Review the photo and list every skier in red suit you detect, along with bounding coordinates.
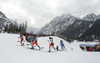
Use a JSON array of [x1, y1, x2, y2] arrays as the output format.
[[20, 34, 24, 45]]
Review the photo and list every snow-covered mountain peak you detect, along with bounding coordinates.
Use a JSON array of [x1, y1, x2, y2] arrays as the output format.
[[82, 13, 97, 21], [97, 14, 100, 19], [66, 14, 73, 17], [0, 11, 7, 19], [60, 14, 75, 18], [53, 14, 76, 22], [39, 14, 78, 35], [60, 14, 66, 18]]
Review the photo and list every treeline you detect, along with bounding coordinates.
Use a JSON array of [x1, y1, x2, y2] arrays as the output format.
[[4, 21, 27, 33]]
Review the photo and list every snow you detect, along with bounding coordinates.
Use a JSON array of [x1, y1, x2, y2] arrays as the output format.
[[0, 33, 100, 63]]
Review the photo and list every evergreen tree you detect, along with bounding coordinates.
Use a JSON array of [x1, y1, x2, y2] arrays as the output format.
[[3, 20, 27, 33], [4, 24, 8, 32]]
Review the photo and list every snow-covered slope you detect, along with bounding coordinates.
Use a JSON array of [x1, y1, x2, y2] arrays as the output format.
[[0, 33, 100, 63]]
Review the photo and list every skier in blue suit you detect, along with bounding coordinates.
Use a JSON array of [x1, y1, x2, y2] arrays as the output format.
[[60, 40, 66, 50]]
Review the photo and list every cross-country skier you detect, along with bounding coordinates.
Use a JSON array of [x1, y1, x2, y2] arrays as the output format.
[[20, 34, 24, 46], [48, 37, 55, 52], [60, 40, 66, 50], [31, 35, 41, 50]]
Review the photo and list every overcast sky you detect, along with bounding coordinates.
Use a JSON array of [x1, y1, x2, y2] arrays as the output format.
[[0, 0, 100, 29]]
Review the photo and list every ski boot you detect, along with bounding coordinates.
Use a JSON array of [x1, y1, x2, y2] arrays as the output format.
[[48, 50, 51, 52], [31, 46, 34, 49], [38, 46, 41, 50], [21, 43, 24, 46]]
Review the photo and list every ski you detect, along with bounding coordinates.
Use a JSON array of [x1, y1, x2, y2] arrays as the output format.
[[29, 46, 44, 50], [58, 50, 67, 52], [29, 47, 44, 51], [17, 41, 20, 42], [17, 41, 25, 42], [47, 50, 58, 53]]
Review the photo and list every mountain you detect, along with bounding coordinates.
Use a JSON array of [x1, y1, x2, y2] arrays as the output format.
[[80, 19, 100, 40], [39, 13, 96, 39], [0, 11, 7, 19], [0, 11, 11, 32], [97, 14, 100, 19], [82, 13, 97, 21], [60, 19, 94, 39], [39, 14, 78, 35], [0, 11, 8, 25]]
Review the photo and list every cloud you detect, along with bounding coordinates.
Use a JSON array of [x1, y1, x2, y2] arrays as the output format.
[[0, 0, 100, 29], [56, 0, 100, 17]]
